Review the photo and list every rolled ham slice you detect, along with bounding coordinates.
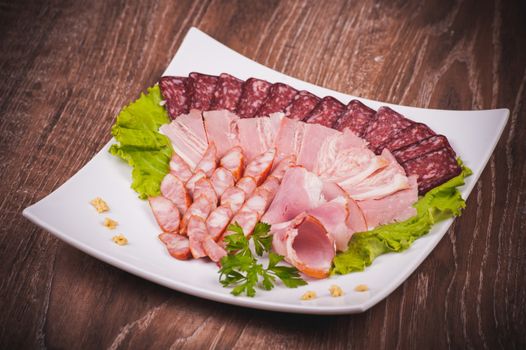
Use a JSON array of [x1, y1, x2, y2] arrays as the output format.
[[149, 196, 180, 233], [160, 173, 191, 215], [220, 146, 245, 180], [158, 233, 191, 260]]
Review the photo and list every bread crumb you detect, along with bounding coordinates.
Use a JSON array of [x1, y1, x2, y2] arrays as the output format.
[[329, 284, 344, 297], [90, 197, 109, 213], [354, 284, 369, 292], [103, 217, 118, 230], [300, 291, 317, 300], [112, 234, 128, 246]]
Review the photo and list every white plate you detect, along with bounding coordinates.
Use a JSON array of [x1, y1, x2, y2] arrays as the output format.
[[23, 27, 509, 314]]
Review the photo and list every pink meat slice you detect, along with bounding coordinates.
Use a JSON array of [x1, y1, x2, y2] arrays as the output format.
[[237, 117, 279, 161], [160, 110, 208, 169], [303, 96, 345, 127], [203, 110, 240, 157], [187, 215, 208, 259], [271, 214, 335, 279], [236, 176, 257, 197], [206, 205, 234, 241], [210, 167, 236, 197], [274, 117, 307, 161], [357, 175, 418, 228], [220, 186, 246, 213], [259, 176, 280, 198], [219, 146, 245, 180], [270, 154, 297, 181], [149, 196, 180, 233], [159, 76, 189, 118], [203, 236, 227, 263], [257, 83, 298, 116], [195, 142, 217, 177], [228, 208, 260, 237], [158, 233, 191, 260], [297, 123, 339, 171], [169, 153, 193, 182], [193, 177, 218, 208], [210, 73, 244, 112], [185, 170, 206, 198], [187, 72, 218, 111], [262, 167, 325, 225], [243, 188, 272, 218], [160, 173, 191, 214], [180, 196, 213, 234], [244, 148, 276, 185], [332, 99, 376, 137], [236, 78, 272, 118], [284, 90, 321, 120]]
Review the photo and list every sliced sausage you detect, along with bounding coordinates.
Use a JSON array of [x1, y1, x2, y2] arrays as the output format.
[[219, 146, 245, 180], [195, 142, 217, 177], [193, 177, 218, 208], [187, 72, 218, 111], [159, 76, 189, 118], [210, 73, 244, 112], [220, 186, 246, 213], [244, 148, 276, 185], [169, 152, 193, 182], [149, 196, 180, 233], [206, 205, 233, 241], [187, 215, 208, 258], [235, 176, 257, 197], [210, 167, 236, 197], [160, 173, 191, 214], [158, 233, 191, 260]]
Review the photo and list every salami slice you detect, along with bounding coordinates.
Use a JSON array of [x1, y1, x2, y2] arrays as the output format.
[[236, 78, 272, 118], [159, 76, 190, 118], [402, 147, 461, 194], [284, 90, 321, 120], [393, 135, 452, 163], [363, 107, 415, 154], [332, 99, 376, 137], [304, 96, 345, 127], [187, 72, 218, 111], [210, 73, 244, 112], [376, 123, 436, 154], [257, 83, 298, 116]]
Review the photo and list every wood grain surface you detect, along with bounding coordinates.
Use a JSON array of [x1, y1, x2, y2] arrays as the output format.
[[1, 0, 525, 349]]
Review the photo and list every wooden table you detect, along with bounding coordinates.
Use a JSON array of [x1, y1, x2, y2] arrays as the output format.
[[1, 0, 525, 348]]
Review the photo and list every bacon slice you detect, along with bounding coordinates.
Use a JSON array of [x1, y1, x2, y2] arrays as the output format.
[[210, 167, 236, 197], [219, 146, 245, 180], [244, 148, 276, 185], [235, 176, 257, 197], [158, 233, 191, 260], [149, 196, 180, 233], [169, 153, 193, 182], [220, 186, 246, 213], [206, 205, 233, 240], [193, 177, 218, 208], [180, 196, 213, 234], [187, 215, 208, 258], [185, 170, 206, 198], [195, 142, 217, 177], [203, 236, 227, 263], [203, 110, 240, 157], [160, 173, 191, 214]]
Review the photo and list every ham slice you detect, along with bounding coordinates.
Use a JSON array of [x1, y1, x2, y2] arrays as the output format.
[[307, 197, 353, 252], [270, 155, 296, 181], [169, 153, 193, 182], [297, 123, 339, 171], [210, 167, 236, 197], [203, 110, 240, 157], [274, 117, 307, 160], [244, 148, 276, 185], [237, 117, 278, 161], [220, 146, 244, 180], [149, 196, 180, 233], [160, 173, 191, 214], [259, 176, 280, 198], [160, 110, 208, 169], [158, 233, 191, 260]]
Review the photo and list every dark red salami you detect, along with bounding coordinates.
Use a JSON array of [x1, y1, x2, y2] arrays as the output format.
[[363, 107, 415, 154], [332, 100, 376, 136], [376, 123, 436, 153], [187, 72, 218, 111], [393, 135, 451, 163], [257, 83, 298, 116], [159, 76, 189, 118], [284, 90, 321, 120], [236, 78, 272, 118], [210, 73, 244, 112], [402, 147, 461, 194], [303, 96, 345, 127]]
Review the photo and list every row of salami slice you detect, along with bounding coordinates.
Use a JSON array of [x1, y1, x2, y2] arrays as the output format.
[[160, 73, 462, 194]]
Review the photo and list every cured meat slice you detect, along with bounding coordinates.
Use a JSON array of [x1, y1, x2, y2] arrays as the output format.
[[332, 99, 376, 137], [244, 148, 276, 185], [259, 176, 280, 198], [271, 214, 335, 279], [158, 233, 191, 260], [303, 96, 345, 127], [219, 146, 245, 180], [262, 167, 325, 225], [160, 173, 191, 214], [243, 188, 272, 218], [357, 175, 418, 228], [402, 147, 461, 194], [187, 72, 218, 111], [284, 90, 321, 120], [206, 205, 233, 240], [187, 215, 208, 258], [274, 117, 307, 160], [169, 153, 193, 182], [159, 76, 189, 118], [203, 110, 240, 157], [185, 170, 206, 198], [180, 196, 213, 234], [343, 149, 410, 201], [236, 176, 257, 197], [149, 196, 180, 233], [220, 186, 246, 213], [203, 236, 227, 263], [393, 135, 451, 163], [363, 107, 414, 153], [297, 123, 339, 171], [195, 143, 217, 177], [236, 78, 272, 118], [160, 110, 208, 169], [237, 117, 280, 161], [193, 177, 218, 207], [378, 123, 436, 153], [307, 197, 350, 251], [257, 83, 298, 116], [210, 73, 244, 112], [270, 154, 296, 181], [225, 207, 259, 238], [210, 167, 236, 197]]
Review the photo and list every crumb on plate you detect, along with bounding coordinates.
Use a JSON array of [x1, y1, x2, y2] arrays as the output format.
[[300, 291, 317, 301], [103, 217, 118, 230], [90, 197, 109, 213], [354, 284, 369, 292], [112, 234, 128, 246], [329, 284, 344, 297]]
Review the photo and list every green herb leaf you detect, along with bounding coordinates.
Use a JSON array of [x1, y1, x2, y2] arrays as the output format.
[[252, 222, 272, 256]]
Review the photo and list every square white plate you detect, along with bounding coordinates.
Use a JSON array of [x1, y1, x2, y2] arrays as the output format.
[[23, 27, 509, 314]]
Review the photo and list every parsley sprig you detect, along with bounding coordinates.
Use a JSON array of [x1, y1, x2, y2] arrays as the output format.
[[219, 222, 307, 297]]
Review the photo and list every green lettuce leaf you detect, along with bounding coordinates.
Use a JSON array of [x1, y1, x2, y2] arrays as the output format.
[[109, 85, 172, 199], [332, 160, 472, 275]]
